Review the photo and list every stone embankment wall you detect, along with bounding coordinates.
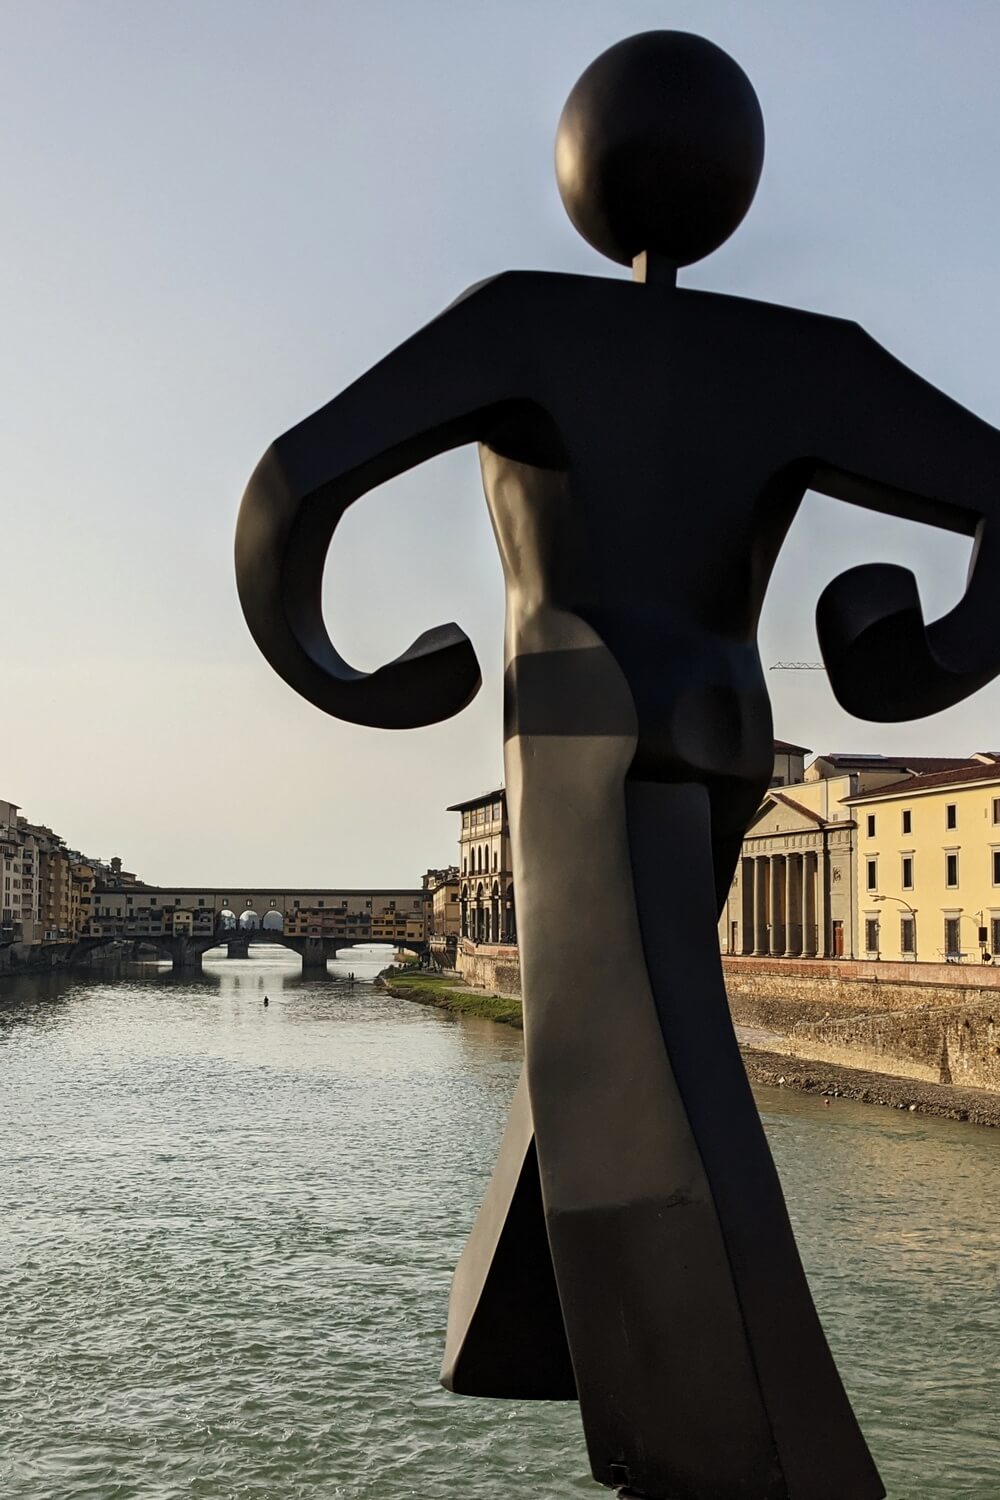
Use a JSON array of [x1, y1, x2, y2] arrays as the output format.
[[454, 940, 521, 998], [454, 947, 1000, 1094], [724, 957, 1000, 1092]]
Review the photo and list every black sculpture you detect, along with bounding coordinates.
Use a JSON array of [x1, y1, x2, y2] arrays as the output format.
[[235, 31, 1000, 1500]]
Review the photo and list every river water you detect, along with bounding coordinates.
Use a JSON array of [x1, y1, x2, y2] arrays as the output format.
[[1, 952, 997, 1499]]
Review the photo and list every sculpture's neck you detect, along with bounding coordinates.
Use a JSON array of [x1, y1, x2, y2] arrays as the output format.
[[632, 250, 677, 288]]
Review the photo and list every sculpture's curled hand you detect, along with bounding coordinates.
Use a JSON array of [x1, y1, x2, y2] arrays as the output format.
[[817, 523, 1000, 721], [236, 443, 481, 730], [235, 275, 531, 731]]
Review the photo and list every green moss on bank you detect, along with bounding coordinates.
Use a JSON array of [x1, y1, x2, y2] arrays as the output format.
[[378, 968, 523, 1029]]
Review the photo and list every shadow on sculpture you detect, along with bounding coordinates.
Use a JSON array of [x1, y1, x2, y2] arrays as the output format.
[[235, 30, 1000, 1500]]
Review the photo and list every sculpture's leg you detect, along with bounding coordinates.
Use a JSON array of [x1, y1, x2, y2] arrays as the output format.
[[441, 1069, 575, 1398], [505, 727, 786, 1500], [624, 779, 884, 1500]]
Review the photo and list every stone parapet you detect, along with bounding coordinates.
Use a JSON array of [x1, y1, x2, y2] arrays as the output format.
[[455, 939, 521, 997]]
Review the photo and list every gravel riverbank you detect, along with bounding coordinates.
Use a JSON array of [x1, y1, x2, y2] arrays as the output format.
[[741, 1045, 1000, 1127], [385, 971, 1000, 1125]]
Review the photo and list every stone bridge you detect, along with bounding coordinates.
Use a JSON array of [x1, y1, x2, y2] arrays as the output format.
[[87, 884, 429, 972], [81, 924, 425, 974]]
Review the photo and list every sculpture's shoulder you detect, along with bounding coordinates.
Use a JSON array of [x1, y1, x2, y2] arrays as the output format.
[[445, 269, 591, 315], [676, 286, 861, 345]]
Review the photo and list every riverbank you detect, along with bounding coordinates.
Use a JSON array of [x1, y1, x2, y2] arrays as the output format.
[[741, 1046, 1000, 1127], [388, 966, 1000, 1125], [377, 969, 523, 1028]]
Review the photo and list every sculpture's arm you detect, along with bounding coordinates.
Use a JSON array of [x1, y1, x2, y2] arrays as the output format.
[[235, 274, 533, 729], [809, 321, 1000, 720]]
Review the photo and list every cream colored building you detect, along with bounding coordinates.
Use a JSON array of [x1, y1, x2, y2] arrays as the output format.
[[449, 790, 516, 944], [718, 753, 987, 960], [845, 755, 1000, 963], [423, 867, 461, 935]]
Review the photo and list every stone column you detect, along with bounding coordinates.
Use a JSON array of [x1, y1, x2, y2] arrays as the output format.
[[753, 856, 769, 955], [741, 858, 755, 954], [784, 853, 802, 956], [769, 856, 785, 956], [801, 852, 817, 958], [816, 848, 829, 957]]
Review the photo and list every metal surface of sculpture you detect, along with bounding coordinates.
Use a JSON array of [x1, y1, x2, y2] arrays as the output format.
[[235, 32, 1000, 1500]]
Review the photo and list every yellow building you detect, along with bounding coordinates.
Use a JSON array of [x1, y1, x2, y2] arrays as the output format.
[[845, 755, 1000, 963]]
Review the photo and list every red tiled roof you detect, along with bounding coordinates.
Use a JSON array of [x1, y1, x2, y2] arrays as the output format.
[[447, 788, 505, 812], [844, 761, 1000, 802], [816, 753, 981, 773]]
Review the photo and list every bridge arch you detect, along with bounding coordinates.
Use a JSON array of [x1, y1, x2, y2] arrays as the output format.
[[262, 910, 284, 932], [219, 908, 237, 930], [238, 910, 260, 930]]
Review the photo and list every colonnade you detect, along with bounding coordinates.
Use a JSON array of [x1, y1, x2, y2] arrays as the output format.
[[460, 885, 517, 945], [740, 850, 827, 957]]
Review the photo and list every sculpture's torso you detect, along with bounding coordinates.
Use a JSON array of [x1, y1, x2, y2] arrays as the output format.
[[477, 274, 826, 788]]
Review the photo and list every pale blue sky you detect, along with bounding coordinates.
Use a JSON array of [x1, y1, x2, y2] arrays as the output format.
[[3, 1, 1000, 885]]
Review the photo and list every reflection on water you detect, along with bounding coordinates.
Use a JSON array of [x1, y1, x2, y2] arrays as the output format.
[[1, 952, 997, 1498]]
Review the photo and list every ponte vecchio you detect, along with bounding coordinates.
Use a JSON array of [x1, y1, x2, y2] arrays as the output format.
[[87, 885, 428, 971]]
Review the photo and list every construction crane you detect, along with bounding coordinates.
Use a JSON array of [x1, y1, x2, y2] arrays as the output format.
[[769, 661, 825, 670]]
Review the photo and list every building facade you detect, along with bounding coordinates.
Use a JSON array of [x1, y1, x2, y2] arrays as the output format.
[[846, 755, 1000, 963], [1, 802, 38, 945], [448, 790, 516, 944], [720, 753, 996, 961]]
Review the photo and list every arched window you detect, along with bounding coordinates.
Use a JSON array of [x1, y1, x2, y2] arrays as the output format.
[[493, 847, 498, 872]]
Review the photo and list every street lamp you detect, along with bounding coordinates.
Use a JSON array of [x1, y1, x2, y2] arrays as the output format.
[[959, 909, 989, 962], [872, 893, 917, 962]]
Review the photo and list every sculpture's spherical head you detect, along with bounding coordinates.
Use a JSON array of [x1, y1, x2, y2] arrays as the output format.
[[555, 31, 765, 269]]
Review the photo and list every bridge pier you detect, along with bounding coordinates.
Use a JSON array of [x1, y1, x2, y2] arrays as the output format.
[[168, 937, 203, 974], [301, 938, 329, 976], [226, 935, 251, 960]]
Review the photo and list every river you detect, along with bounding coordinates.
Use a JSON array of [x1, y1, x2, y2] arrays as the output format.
[[1, 951, 997, 1499]]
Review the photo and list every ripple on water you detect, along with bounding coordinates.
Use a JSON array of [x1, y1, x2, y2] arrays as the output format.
[[1, 963, 998, 1498]]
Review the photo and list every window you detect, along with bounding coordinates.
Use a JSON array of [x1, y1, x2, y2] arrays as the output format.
[[946, 853, 959, 887], [944, 917, 961, 958], [866, 858, 877, 892], [901, 856, 913, 890], [902, 809, 912, 835], [865, 917, 880, 954], [994, 798, 1000, 825], [994, 851, 1000, 886], [900, 916, 915, 955], [992, 917, 1000, 957], [946, 803, 957, 830], [866, 814, 876, 837]]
